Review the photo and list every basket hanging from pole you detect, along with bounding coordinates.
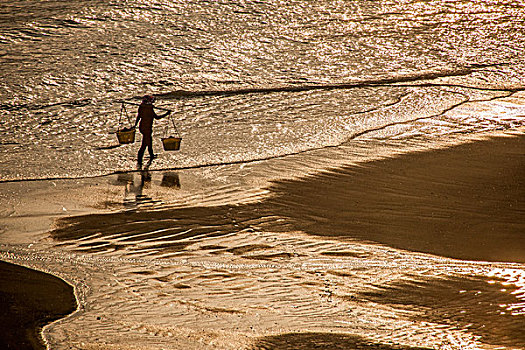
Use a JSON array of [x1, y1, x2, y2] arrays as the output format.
[[162, 114, 182, 151], [116, 103, 135, 144]]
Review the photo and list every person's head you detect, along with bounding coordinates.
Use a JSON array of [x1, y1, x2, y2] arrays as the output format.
[[142, 95, 155, 105]]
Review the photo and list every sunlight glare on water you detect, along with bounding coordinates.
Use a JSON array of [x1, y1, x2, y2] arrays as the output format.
[[1, 0, 524, 181], [0, 1, 524, 349]]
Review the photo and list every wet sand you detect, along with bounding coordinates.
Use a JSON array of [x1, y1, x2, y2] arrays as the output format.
[[267, 133, 525, 263], [1, 132, 524, 349], [358, 275, 525, 348], [51, 133, 525, 263], [0, 261, 76, 350]]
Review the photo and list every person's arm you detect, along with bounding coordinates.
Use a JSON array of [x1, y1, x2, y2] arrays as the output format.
[[154, 110, 171, 120]]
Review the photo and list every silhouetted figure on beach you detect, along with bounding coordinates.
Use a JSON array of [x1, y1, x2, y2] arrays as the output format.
[[134, 95, 170, 165]]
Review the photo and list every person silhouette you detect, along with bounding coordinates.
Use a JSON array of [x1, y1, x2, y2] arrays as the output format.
[[134, 95, 170, 165]]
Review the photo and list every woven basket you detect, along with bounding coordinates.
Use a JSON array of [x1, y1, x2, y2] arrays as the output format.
[[162, 137, 182, 151], [116, 129, 135, 144]]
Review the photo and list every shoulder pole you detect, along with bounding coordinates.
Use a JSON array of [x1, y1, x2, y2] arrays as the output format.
[[118, 100, 172, 112]]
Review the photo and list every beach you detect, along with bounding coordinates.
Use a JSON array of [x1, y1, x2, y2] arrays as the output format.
[[1, 0, 525, 348], [47, 133, 525, 263], [1, 130, 524, 349]]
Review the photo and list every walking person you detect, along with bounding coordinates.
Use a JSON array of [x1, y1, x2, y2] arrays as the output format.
[[134, 95, 170, 165]]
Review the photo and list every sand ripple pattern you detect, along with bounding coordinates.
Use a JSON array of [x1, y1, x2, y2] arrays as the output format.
[[3, 229, 524, 350], [30, 134, 524, 349]]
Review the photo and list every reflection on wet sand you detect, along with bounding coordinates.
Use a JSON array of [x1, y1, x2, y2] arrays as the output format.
[[160, 172, 181, 189], [358, 275, 525, 348], [52, 135, 524, 263], [127, 166, 153, 206], [114, 163, 181, 208]]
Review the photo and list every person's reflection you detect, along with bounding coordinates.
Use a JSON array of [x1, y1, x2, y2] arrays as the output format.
[[135, 159, 153, 203], [120, 162, 179, 208], [123, 159, 154, 206]]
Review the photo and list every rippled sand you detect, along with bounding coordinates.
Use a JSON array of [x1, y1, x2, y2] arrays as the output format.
[[1, 132, 524, 349], [2, 1, 525, 348], [49, 133, 525, 263]]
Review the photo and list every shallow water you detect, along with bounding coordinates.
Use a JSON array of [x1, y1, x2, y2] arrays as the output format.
[[1, 0, 525, 181], [1, 0, 525, 349]]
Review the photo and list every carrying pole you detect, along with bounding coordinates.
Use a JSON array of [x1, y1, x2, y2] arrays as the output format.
[[118, 100, 172, 112]]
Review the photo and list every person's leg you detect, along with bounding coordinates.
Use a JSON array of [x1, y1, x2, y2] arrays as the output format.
[[147, 137, 155, 158], [137, 133, 149, 164]]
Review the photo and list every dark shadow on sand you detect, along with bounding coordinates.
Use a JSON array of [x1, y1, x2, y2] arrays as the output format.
[[250, 332, 431, 350], [50, 134, 524, 263], [265, 134, 525, 262], [0, 261, 76, 350]]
